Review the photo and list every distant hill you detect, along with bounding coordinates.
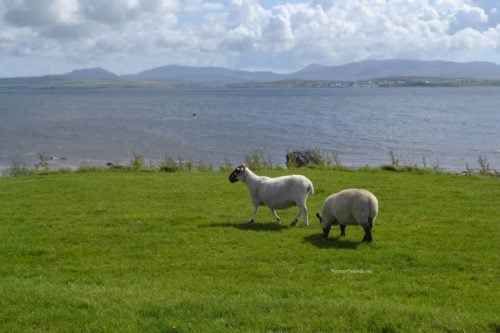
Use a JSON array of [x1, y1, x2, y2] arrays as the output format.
[[63, 67, 118, 79], [131, 64, 281, 83], [290, 63, 328, 75], [0, 67, 118, 87], [2, 59, 500, 88], [287, 59, 500, 81]]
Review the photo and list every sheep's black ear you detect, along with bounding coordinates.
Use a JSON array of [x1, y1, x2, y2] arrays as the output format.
[[316, 213, 322, 222]]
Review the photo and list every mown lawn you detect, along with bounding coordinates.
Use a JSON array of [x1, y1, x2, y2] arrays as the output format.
[[0, 169, 498, 332]]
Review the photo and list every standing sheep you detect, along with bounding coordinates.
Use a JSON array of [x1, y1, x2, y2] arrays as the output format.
[[229, 165, 314, 226], [316, 189, 378, 242]]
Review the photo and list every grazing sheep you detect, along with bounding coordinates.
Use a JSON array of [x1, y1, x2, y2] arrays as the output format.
[[316, 189, 378, 242], [229, 165, 314, 226]]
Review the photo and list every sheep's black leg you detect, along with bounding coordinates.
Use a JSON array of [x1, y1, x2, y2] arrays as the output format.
[[322, 224, 332, 239], [340, 224, 346, 236], [362, 224, 373, 242]]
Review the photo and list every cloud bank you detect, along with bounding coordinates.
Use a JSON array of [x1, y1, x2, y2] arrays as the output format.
[[1, 0, 499, 76]]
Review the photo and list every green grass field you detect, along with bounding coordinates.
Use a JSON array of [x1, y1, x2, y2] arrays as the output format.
[[0, 168, 498, 332]]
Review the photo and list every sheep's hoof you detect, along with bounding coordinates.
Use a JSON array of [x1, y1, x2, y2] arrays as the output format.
[[248, 219, 255, 224], [275, 218, 281, 224], [290, 219, 298, 226], [363, 235, 373, 242]]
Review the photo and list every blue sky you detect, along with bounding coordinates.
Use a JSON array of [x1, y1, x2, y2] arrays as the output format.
[[1, 0, 499, 77]]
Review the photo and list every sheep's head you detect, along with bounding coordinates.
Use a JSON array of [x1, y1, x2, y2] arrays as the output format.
[[229, 165, 246, 183], [316, 213, 331, 238]]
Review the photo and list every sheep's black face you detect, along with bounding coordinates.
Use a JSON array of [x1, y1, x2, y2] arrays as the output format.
[[229, 173, 239, 183], [316, 213, 331, 238], [322, 225, 332, 238], [229, 165, 245, 183]]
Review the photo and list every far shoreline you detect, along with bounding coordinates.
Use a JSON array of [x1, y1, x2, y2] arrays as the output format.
[[2, 77, 500, 91], [2, 152, 498, 178]]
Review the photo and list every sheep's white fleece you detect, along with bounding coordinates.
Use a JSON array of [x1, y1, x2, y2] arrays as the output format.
[[231, 166, 314, 225], [320, 189, 378, 228]]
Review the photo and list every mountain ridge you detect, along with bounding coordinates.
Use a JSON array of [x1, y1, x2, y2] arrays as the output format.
[[64, 67, 118, 79], [2, 59, 500, 87], [131, 64, 281, 82], [287, 59, 500, 81]]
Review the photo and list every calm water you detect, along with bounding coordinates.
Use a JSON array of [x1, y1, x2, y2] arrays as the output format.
[[1, 87, 499, 172]]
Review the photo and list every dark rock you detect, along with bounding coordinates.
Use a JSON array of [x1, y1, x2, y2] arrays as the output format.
[[286, 150, 321, 168]]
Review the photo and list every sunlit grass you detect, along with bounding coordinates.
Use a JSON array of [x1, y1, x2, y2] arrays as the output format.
[[0, 169, 498, 332]]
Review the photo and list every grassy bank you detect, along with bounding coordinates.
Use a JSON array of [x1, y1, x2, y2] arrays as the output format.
[[0, 168, 498, 332]]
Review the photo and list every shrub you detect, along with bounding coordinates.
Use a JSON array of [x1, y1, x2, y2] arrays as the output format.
[[196, 161, 213, 172], [219, 158, 233, 172], [388, 149, 400, 168], [478, 155, 491, 175], [177, 157, 193, 172], [160, 155, 179, 172], [317, 149, 343, 168], [3, 161, 32, 177], [159, 154, 193, 172], [244, 148, 273, 170], [129, 153, 146, 171], [422, 157, 441, 172], [35, 153, 49, 171]]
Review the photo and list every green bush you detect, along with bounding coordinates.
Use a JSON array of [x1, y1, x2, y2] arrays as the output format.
[[3, 160, 31, 177], [244, 147, 273, 170], [219, 158, 234, 172], [129, 153, 146, 171]]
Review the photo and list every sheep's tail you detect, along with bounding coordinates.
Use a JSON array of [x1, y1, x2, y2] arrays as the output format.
[[307, 180, 314, 195]]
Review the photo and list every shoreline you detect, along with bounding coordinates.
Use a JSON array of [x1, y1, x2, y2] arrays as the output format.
[[2, 152, 498, 177]]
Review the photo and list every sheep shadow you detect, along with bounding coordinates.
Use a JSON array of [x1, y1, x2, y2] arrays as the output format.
[[201, 222, 288, 232], [303, 233, 361, 249]]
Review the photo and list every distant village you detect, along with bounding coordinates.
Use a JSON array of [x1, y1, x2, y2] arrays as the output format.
[[229, 77, 500, 89]]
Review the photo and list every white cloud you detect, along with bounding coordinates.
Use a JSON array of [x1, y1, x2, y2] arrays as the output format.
[[51, 0, 81, 25], [0, 0, 500, 76], [449, 4, 488, 33]]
